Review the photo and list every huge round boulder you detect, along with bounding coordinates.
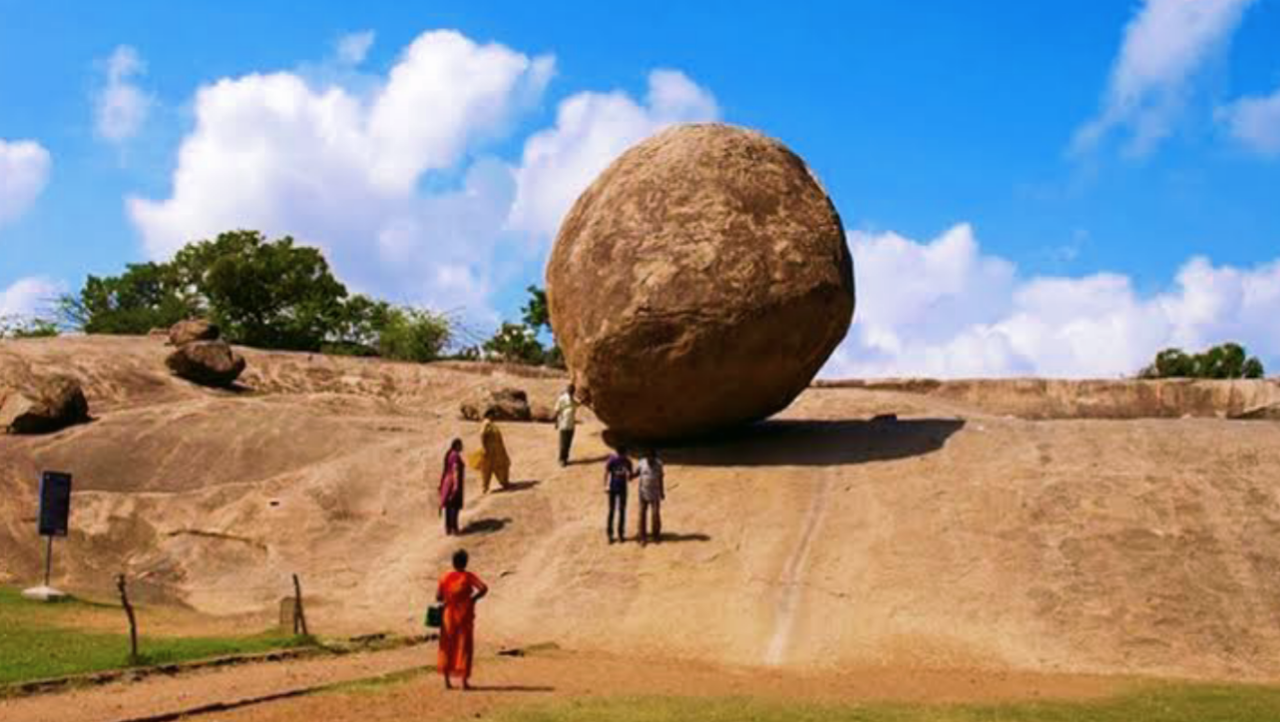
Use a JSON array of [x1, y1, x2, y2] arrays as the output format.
[[546, 123, 855, 441]]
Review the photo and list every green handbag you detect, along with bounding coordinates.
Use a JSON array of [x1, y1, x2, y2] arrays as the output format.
[[425, 604, 443, 628]]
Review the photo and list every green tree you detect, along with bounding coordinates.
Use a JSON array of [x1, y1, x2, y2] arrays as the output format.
[[515, 285, 564, 368], [376, 307, 452, 362], [1142, 343, 1265, 379], [173, 230, 349, 351], [324, 294, 392, 356], [59, 229, 459, 360], [1243, 357, 1265, 379], [483, 323, 547, 364], [58, 262, 194, 335], [521, 285, 550, 332]]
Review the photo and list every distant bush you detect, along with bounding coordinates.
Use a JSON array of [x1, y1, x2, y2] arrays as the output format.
[[0, 316, 59, 339], [377, 307, 453, 363], [1140, 342, 1265, 379]]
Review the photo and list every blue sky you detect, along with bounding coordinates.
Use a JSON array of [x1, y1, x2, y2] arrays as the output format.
[[2, 0, 1278, 377]]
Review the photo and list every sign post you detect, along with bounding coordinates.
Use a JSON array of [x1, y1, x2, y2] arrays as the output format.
[[23, 471, 72, 602]]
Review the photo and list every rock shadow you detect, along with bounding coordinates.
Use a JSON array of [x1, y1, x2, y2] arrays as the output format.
[[660, 417, 966, 467], [462, 517, 511, 535]]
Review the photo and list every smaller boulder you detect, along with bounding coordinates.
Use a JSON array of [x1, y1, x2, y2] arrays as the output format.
[[460, 388, 532, 422], [168, 319, 220, 346], [166, 340, 246, 388], [530, 401, 556, 424], [1, 376, 90, 434]]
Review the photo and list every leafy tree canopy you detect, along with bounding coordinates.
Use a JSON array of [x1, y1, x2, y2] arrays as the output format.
[[59, 230, 452, 361], [1140, 342, 1265, 379]]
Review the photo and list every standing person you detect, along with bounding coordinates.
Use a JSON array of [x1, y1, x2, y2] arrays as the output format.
[[439, 439, 465, 536], [604, 446, 634, 543], [436, 548, 489, 690], [554, 384, 577, 466], [470, 415, 511, 494], [636, 448, 665, 546]]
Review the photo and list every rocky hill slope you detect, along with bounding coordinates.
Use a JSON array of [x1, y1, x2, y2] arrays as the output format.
[[3, 336, 1280, 682]]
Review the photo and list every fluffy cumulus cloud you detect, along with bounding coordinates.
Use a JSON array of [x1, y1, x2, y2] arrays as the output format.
[[0, 139, 51, 228], [95, 45, 153, 143], [129, 30, 717, 316], [1219, 86, 1280, 156], [1073, 0, 1257, 156], [129, 30, 555, 312], [824, 223, 1280, 378], [0, 276, 62, 319], [506, 69, 720, 240]]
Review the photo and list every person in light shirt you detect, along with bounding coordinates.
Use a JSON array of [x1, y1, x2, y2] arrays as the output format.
[[554, 383, 577, 466], [636, 448, 665, 545]]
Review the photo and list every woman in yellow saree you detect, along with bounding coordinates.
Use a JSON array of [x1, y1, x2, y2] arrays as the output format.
[[469, 416, 511, 493]]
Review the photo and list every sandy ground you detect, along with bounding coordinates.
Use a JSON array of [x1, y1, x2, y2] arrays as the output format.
[[4, 335, 1280, 686], [0, 643, 1124, 722]]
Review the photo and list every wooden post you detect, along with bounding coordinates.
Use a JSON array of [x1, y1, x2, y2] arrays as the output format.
[[42, 535, 53, 588], [291, 574, 309, 637], [116, 574, 139, 665]]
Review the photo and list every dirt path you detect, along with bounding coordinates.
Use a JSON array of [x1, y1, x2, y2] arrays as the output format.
[[0, 645, 431, 722], [764, 468, 836, 665], [0, 645, 1126, 722]]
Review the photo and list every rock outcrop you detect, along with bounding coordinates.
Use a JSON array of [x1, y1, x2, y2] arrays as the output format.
[[460, 388, 533, 422], [546, 123, 855, 440], [165, 340, 246, 388], [168, 319, 220, 346], [0, 375, 90, 434]]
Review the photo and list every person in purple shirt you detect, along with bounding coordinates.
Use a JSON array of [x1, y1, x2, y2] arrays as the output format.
[[604, 447, 635, 544]]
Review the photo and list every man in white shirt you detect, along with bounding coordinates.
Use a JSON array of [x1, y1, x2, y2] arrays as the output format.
[[554, 384, 577, 467], [636, 448, 665, 545]]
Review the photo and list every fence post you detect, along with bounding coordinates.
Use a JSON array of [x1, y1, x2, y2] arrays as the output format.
[[116, 574, 139, 664], [292, 574, 309, 637]]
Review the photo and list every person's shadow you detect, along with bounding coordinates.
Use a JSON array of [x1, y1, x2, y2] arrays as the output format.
[[462, 517, 511, 535], [494, 480, 540, 493], [463, 684, 555, 693], [649, 532, 710, 543]]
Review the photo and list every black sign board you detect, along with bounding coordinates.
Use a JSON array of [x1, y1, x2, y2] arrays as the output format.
[[37, 471, 72, 537]]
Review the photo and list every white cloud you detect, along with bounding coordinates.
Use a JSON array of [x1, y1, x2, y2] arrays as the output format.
[[506, 69, 719, 241], [128, 31, 720, 319], [96, 45, 153, 143], [335, 30, 375, 66], [0, 276, 61, 319], [824, 224, 1280, 378], [1072, 0, 1256, 156], [128, 30, 556, 315], [1219, 85, 1280, 156], [0, 139, 51, 228]]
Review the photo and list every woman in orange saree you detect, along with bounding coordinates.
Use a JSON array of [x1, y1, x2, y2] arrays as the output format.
[[436, 548, 488, 689]]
